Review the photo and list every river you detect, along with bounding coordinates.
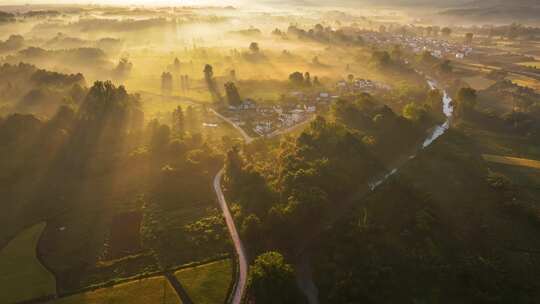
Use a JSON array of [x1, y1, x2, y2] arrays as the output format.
[[368, 80, 454, 191]]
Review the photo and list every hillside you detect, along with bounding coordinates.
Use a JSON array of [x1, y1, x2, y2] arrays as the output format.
[[439, 0, 540, 23]]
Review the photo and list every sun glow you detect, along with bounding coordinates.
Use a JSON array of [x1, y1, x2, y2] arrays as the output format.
[[0, 0, 240, 5]]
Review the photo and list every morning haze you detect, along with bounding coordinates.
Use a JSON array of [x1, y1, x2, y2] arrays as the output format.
[[0, 0, 539, 303]]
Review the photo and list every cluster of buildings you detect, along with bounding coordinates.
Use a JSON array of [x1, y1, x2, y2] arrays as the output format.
[[226, 99, 318, 136], [363, 33, 473, 60], [335, 79, 391, 94], [222, 77, 392, 136]]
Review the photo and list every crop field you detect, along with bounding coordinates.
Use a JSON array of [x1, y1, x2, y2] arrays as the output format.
[[508, 74, 540, 92], [463, 75, 495, 90], [516, 61, 540, 69], [47, 276, 180, 304], [482, 154, 540, 170], [0, 222, 56, 304], [174, 259, 233, 304]]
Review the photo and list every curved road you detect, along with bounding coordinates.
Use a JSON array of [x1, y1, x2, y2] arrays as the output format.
[[214, 169, 248, 304], [211, 109, 254, 144], [212, 79, 452, 304], [212, 110, 315, 304]]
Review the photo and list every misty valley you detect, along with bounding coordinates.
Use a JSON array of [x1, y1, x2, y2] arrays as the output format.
[[1, 1, 540, 304]]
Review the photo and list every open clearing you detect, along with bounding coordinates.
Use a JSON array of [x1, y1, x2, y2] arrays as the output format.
[[483, 154, 540, 170], [508, 74, 540, 92], [463, 75, 495, 90], [516, 61, 540, 69], [0, 222, 56, 304], [174, 259, 233, 304], [47, 276, 180, 304]]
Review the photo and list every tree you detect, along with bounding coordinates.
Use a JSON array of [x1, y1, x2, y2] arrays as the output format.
[[371, 50, 392, 68], [426, 89, 443, 115], [289, 71, 304, 86], [438, 60, 453, 74], [78, 81, 142, 142], [465, 32, 474, 44], [224, 82, 242, 107], [441, 27, 452, 37], [173, 57, 181, 72], [241, 214, 263, 251], [347, 74, 354, 84], [456, 87, 477, 117], [172, 106, 185, 137], [247, 252, 306, 304], [185, 105, 199, 131], [224, 145, 244, 187], [391, 44, 402, 61], [161, 72, 173, 95], [304, 72, 312, 87], [204, 64, 214, 81], [151, 124, 170, 152], [313, 76, 321, 86], [204, 64, 222, 103], [402, 102, 426, 122], [249, 42, 260, 53], [112, 58, 132, 82]]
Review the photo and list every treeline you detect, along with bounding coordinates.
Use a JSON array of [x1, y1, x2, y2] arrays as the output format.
[[282, 24, 364, 46], [0, 63, 86, 117]]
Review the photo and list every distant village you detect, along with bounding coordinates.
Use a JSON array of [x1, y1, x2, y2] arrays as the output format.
[[215, 79, 391, 137], [363, 33, 474, 60]]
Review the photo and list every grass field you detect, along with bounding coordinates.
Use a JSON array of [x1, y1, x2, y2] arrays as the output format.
[[463, 75, 495, 90], [507, 74, 540, 92], [516, 61, 540, 69], [0, 222, 56, 304], [174, 259, 232, 304], [48, 276, 180, 304], [483, 154, 540, 170]]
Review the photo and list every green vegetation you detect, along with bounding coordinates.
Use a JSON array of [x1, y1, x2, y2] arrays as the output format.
[[0, 222, 56, 304], [0, 80, 232, 294], [247, 252, 306, 304], [314, 128, 540, 303], [174, 259, 232, 304], [47, 276, 180, 304], [483, 154, 540, 170], [2, 2, 540, 304]]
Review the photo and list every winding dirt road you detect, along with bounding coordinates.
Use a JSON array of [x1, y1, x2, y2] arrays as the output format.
[[211, 109, 254, 144], [214, 169, 248, 304], [212, 110, 316, 304]]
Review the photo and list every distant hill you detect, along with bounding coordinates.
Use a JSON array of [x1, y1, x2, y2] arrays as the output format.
[[259, 0, 475, 8], [439, 0, 540, 23]]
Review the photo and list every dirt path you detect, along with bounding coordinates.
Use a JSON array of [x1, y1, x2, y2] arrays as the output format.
[[213, 169, 248, 304], [211, 109, 254, 144]]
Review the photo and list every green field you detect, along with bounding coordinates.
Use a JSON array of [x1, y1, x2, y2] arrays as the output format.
[[516, 61, 540, 68], [174, 259, 233, 304], [508, 74, 540, 92], [483, 154, 540, 170], [48, 276, 180, 304], [463, 75, 495, 90], [0, 222, 56, 304]]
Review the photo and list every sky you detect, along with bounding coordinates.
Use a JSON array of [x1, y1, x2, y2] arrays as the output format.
[[0, 0, 502, 8], [0, 0, 240, 5]]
